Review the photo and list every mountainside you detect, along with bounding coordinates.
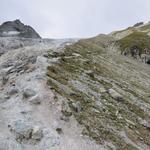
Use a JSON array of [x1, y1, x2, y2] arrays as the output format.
[[110, 23, 150, 64], [47, 35, 150, 150], [0, 20, 41, 39], [0, 21, 150, 150]]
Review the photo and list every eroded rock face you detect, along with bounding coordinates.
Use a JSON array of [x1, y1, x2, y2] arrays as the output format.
[[0, 20, 41, 39]]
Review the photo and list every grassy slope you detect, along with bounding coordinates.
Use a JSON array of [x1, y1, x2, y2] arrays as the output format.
[[110, 23, 150, 54], [47, 38, 150, 150], [118, 31, 150, 53], [138, 24, 150, 31]]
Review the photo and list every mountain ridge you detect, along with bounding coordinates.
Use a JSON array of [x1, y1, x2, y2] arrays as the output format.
[[0, 19, 41, 39]]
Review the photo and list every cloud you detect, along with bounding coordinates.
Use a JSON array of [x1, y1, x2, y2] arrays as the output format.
[[0, 0, 150, 38]]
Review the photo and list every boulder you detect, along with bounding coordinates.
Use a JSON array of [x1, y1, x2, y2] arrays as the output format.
[[32, 126, 43, 140], [23, 89, 36, 98], [72, 101, 82, 113], [29, 95, 41, 105], [7, 87, 19, 95], [108, 89, 123, 102]]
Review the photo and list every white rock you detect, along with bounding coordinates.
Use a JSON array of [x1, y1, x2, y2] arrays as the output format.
[[32, 126, 43, 140], [108, 89, 123, 101], [99, 87, 106, 93], [29, 95, 41, 104], [2, 66, 13, 74]]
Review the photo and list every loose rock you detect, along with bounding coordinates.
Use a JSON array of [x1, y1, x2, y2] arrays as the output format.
[[29, 95, 41, 105], [32, 126, 43, 141], [23, 89, 36, 98], [108, 89, 123, 102], [72, 101, 82, 113], [7, 87, 18, 95]]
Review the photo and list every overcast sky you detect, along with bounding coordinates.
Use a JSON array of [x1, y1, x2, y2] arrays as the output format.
[[0, 0, 150, 38]]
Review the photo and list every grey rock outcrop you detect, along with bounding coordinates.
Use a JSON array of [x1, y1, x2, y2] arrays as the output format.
[[0, 20, 41, 39], [133, 22, 144, 27], [7, 86, 19, 96]]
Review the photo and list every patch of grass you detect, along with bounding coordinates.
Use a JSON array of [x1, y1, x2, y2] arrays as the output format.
[[118, 31, 150, 53], [47, 39, 150, 149], [139, 24, 150, 31]]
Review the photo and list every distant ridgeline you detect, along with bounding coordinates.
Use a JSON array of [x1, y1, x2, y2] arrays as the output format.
[[0, 19, 41, 39]]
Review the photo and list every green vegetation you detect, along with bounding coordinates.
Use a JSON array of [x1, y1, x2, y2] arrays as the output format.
[[139, 24, 150, 31], [47, 36, 150, 149], [118, 31, 150, 53]]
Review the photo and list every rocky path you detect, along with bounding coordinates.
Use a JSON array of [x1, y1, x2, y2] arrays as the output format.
[[0, 39, 104, 150]]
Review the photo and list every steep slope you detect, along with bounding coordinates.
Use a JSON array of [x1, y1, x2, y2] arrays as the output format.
[[0, 20, 150, 150], [47, 38, 150, 150], [109, 23, 150, 63], [110, 22, 150, 40], [118, 31, 150, 54]]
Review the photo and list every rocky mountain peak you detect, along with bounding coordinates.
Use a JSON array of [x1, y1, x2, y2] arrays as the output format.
[[0, 19, 41, 39]]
